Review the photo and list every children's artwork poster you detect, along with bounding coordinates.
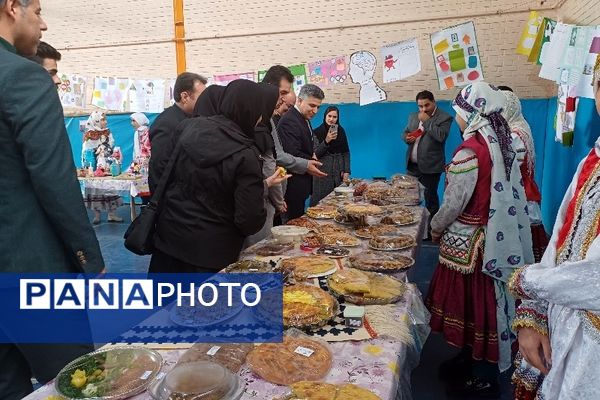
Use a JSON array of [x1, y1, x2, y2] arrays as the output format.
[[529, 18, 557, 64], [307, 56, 348, 87], [92, 77, 130, 111], [516, 11, 543, 56], [128, 79, 166, 113], [57, 74, 87, 108], [213, 72, 255, 86], [559, 26, 595, 88], [430, 21, 484, 90], [574, 26, 600, 99], [539, 23, 572, 82], [257, 70, 267, 83], [288, 64, 308, 95], [380, 38, 422, 83]]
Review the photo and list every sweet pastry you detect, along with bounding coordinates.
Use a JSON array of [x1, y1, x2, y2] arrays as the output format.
[[283, 284, 338, 328], [388, 209, 417, 225], [369, 234, 416, 251], [177, 343, 252, 373], [354, 224, 400, 239], [315, 224, 347, 235], [222, 259, 272, 273], [301, 233, 323, 249], [341, 203, 383, 216], [306, 205, 338, 219], [327, 268, 406, 305], [320, 232, 360, 247], [281, 256, 336, 279], [315, 245, 350, 258], [286, 382, 382, 400], [246, 336, 333, 385], [252, 241, 294, 256], [287, 217, 320, 230], [349, 251, 415, 272]]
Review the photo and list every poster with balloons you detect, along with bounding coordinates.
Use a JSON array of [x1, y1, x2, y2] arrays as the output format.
[[430, 21, 484, 90]]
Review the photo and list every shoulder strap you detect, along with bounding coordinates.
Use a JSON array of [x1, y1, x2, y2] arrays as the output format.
[[148, 135, 183, 208]]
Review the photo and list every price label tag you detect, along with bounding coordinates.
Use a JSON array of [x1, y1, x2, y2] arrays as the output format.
[[207, 346, 221, 356], [294, 346, 314, 357]]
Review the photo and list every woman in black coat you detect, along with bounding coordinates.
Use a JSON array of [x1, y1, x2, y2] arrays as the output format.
[[149, 80, 281, 273]]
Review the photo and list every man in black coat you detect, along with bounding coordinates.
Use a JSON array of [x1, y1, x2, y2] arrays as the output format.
[[278, 84, 326, 220], [148, 72, 207, 192], [0, 1, 104, 398], [403, 90, 453, 236]]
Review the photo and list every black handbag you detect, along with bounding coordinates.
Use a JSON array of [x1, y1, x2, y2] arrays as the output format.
[[123, 139, 182, 255]]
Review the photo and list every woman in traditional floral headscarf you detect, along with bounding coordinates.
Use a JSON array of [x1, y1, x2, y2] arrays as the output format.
[[501, 89, 549, 263], [426, 82, 533, 397], [82, 111, 123, 224]]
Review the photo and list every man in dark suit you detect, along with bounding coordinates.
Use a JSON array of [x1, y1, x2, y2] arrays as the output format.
[[0, 0, 105, 398], [403, 90, 453, 236], [148, 72, 207, 192], [278, 84, 326, 220]]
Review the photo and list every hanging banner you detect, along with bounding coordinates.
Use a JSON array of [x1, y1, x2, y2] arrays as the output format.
[[539, 23, 572, 82], [380, 38, 422, 83], [430, 21, 484, 90]]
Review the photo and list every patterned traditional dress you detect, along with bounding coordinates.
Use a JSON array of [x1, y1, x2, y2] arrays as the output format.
[[510, 142, 600, 400]]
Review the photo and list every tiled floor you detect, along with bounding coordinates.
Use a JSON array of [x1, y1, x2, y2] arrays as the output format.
[[94, 205, 514, 399]]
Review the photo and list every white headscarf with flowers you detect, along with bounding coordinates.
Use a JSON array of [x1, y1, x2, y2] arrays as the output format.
[[130, 112, 150, 159], [85, 111, 106, 132], [453, 82, 534, 372]]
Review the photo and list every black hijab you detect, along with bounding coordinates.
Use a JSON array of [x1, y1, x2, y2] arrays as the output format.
[[219, 80, 278, 139], [193, 85, 225, 117], [253, 83, 279, 154], [313, 106, 350, 154]]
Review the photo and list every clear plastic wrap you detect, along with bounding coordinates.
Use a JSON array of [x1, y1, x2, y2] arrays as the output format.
[[349, 251, 415, 273], [314, 245, 350, 259], [319, 232, 361, 247], [148, 361, 243, 400], [286, 217, 320, 230], [176, 343, 252, 373], [245, 329, 333, 385], [243, 240, 294, 257], [282, 284, 339, 328], [327, 268, 407, 305], [368, 234, 416, 251]]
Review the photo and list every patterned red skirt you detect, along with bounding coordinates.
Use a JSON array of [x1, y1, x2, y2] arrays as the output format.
[[426, 255, 499, 363], [531, 223, 549, 263]]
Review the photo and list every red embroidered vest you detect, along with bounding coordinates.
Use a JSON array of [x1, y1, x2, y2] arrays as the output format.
[[452, 132, 493, 226]]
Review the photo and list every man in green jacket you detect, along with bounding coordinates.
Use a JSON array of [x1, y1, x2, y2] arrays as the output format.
[[0, 0, 105, 398]]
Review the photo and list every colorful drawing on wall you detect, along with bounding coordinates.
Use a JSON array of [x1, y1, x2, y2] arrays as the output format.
[[348, 51, 387, 106], [128, 79, 166, 113], [213, 72, 255, 86], [57, 74, 87, 108], [516, 11, 543, 56], [92, 77, 130, 111], [307, 56, 348, 87], [529, 18, 557, 64], [380, 38, 421, 83], [430, 21, 483, 90]]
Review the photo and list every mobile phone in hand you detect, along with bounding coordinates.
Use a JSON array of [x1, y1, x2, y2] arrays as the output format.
[[329, 124, 338, 134]]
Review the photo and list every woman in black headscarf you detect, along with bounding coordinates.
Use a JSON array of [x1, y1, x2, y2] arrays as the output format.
[[193, 85, 226, 117], [311, 106, 351, 205], [149, 80, 283, 273]]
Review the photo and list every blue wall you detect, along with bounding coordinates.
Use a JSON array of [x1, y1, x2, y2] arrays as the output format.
[[65, 97, 599, 232]]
